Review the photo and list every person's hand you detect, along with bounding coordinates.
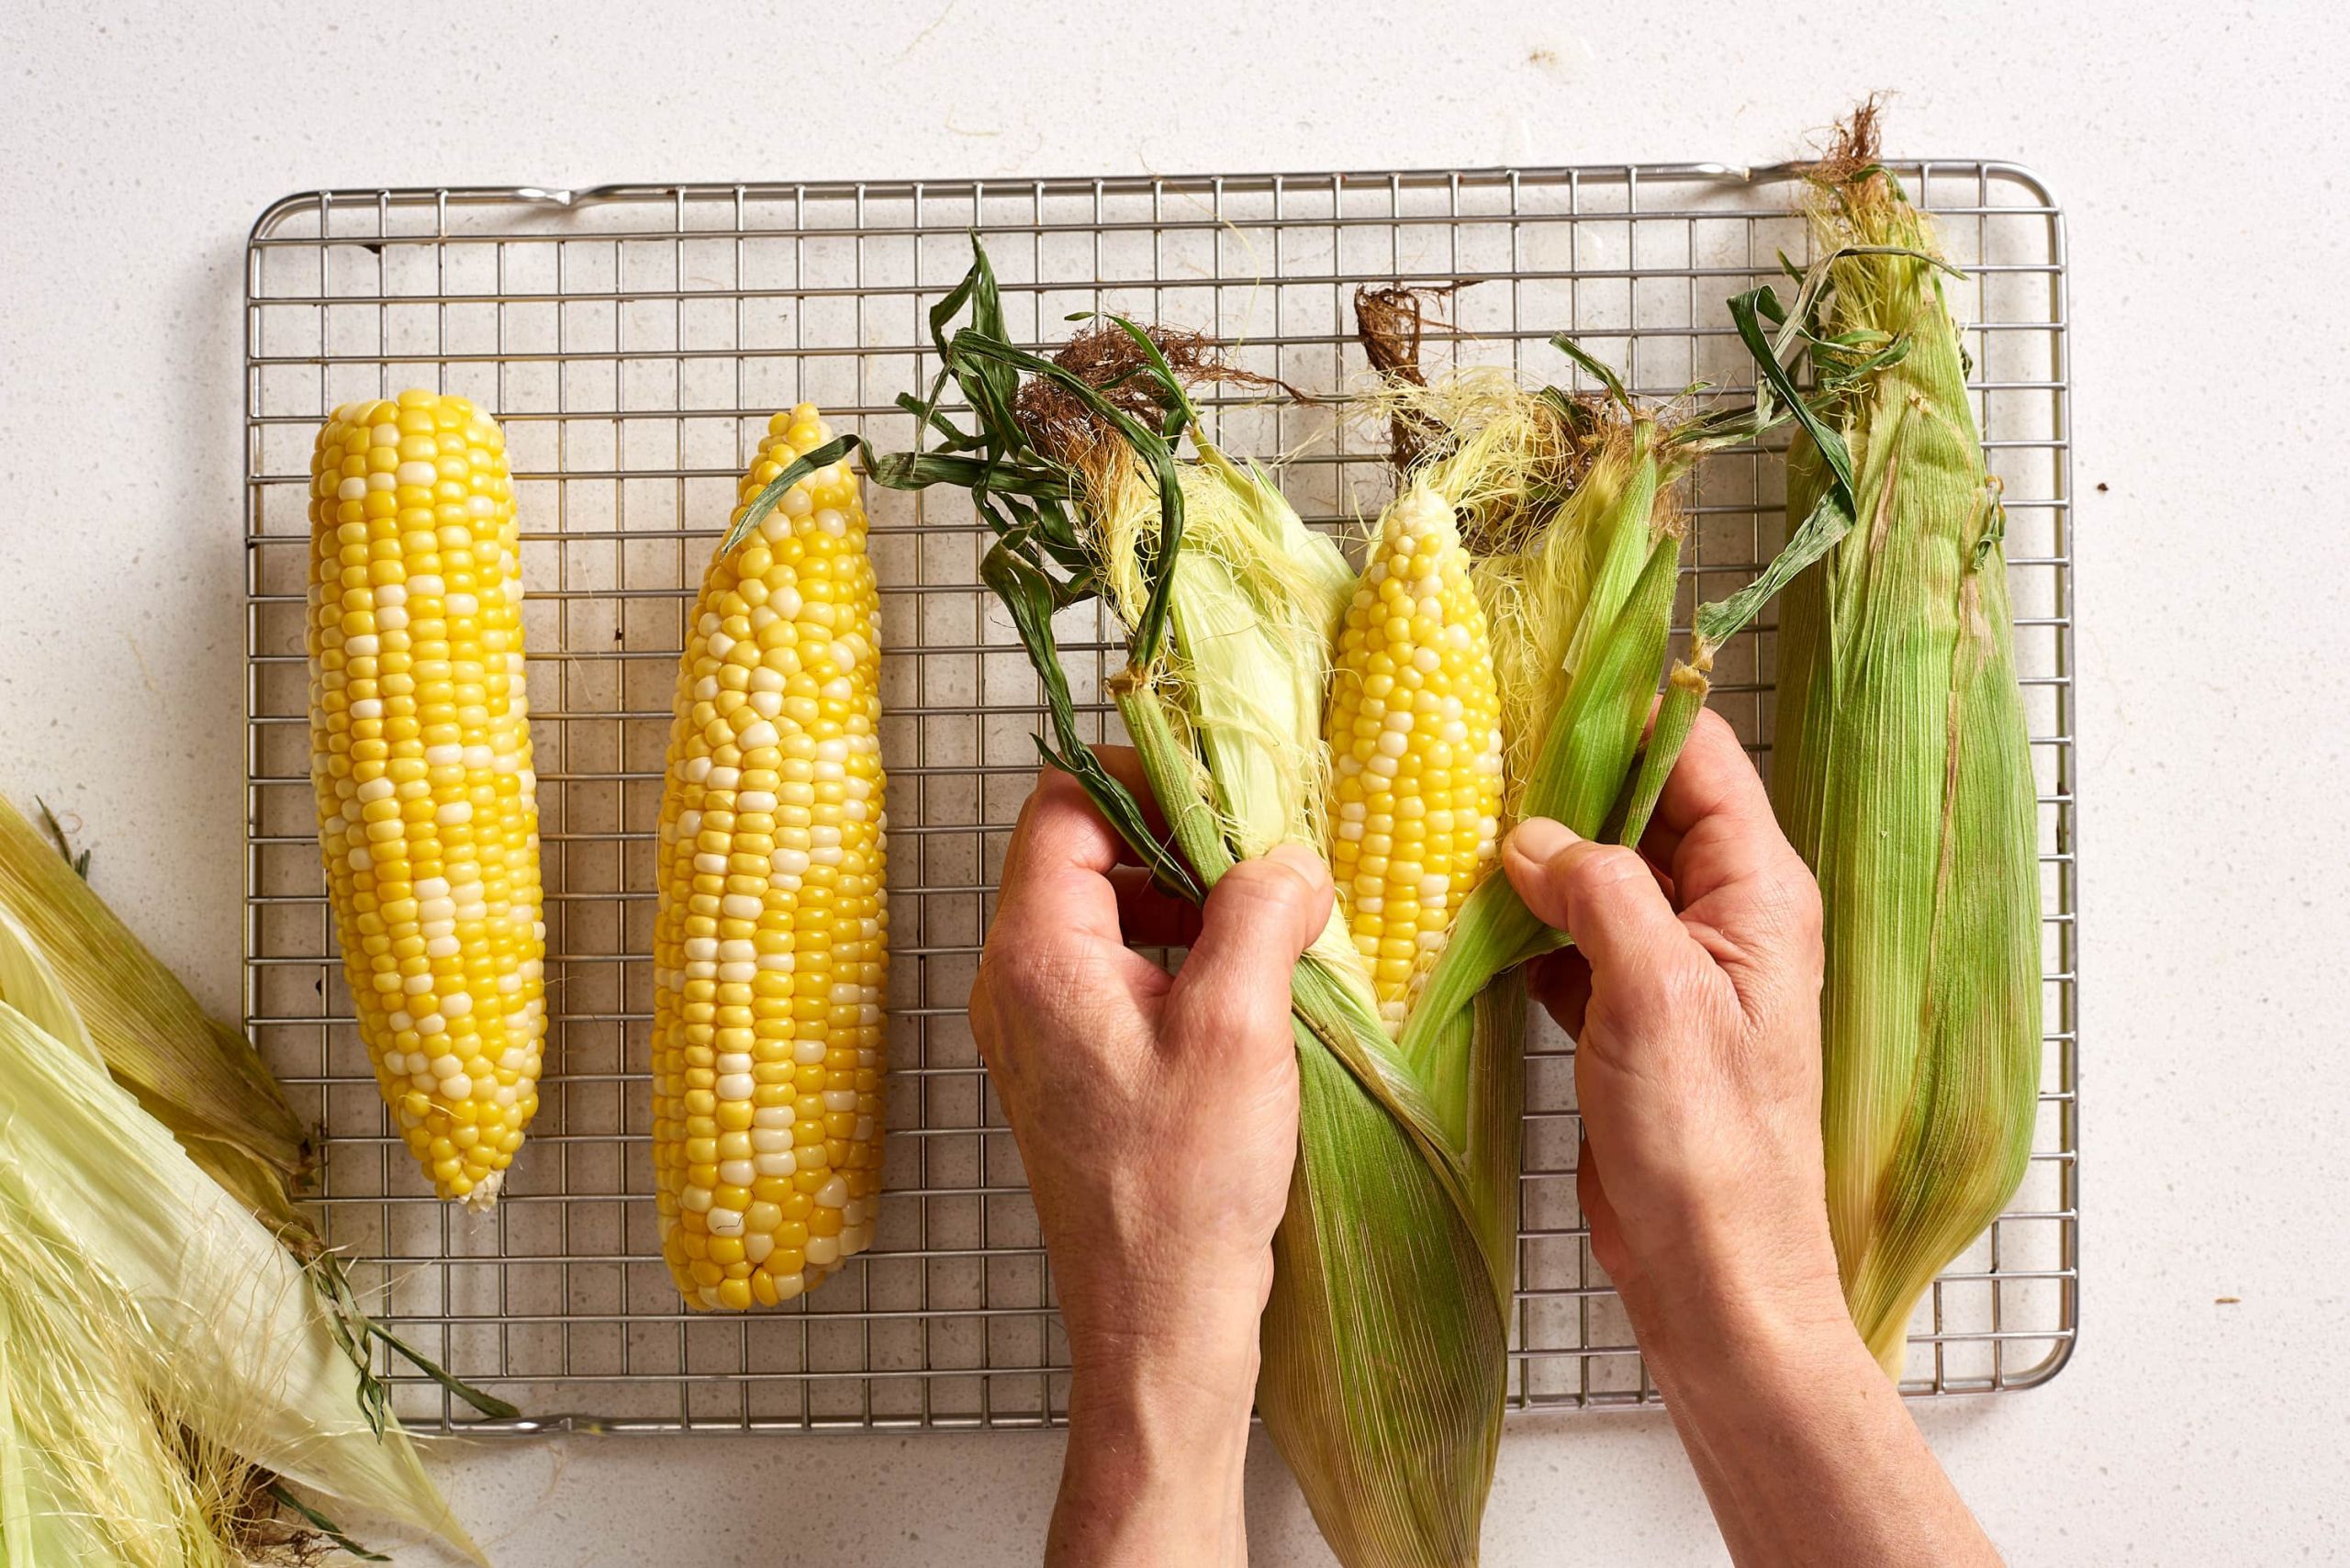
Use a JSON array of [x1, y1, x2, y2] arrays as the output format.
[[1501, 708, 1842, 1359], [970, 753, 1331, 1566], [1502, 711, 2004, 1567]]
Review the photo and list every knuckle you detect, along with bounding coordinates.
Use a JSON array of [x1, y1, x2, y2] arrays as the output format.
[[1608, 961, 1680, 1022], [1007, 775, 1050, 836], [1214, 854, 1314, 921], [969, 950, 1024, 1027], [975, 921, 1053, 1007], [1566, 843, 1650, 901], [1783, 862, 1824, 936], [1660, 957, 1718, 1017], [1749, 856, 1824, 943], [1606, 965, 1716, 1045], [1011, 766, 1082, 837]]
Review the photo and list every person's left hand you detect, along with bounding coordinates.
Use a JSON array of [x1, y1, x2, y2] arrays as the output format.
[[971, 750, 1330, 1390], [970, 750, 1330, 1565]]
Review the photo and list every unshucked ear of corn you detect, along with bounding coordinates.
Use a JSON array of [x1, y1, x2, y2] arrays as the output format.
[[829, 242, 1808, 1565], [1741, 109, 2043, 1378]]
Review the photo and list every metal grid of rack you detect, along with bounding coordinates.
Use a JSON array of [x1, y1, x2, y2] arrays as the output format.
[[241, 162, 2076, 1433]]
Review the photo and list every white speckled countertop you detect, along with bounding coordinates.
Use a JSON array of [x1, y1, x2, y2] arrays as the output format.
[[4, 2, 2344, 1561]]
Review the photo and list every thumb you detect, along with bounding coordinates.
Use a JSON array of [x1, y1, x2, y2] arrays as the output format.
[[1165, 844, 1332, 1044], [1503, 817, 1700, 991]]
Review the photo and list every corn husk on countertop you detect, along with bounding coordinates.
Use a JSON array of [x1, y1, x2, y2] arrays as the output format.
[[781, 239, 1798, 1566], [0, 797, 490, 1564], [1749, 109, 2044, 1377]]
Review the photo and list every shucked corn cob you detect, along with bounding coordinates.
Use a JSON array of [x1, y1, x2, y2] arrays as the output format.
[[1325, 481, 1505, 1026], [653, 405, 889, 1310], [307, 390, 547, 1209]]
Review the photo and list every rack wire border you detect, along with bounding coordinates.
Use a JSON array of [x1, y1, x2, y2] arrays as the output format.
[[241, 160, 2077, 1434]]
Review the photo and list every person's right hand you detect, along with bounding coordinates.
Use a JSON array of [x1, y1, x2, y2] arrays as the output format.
[[1500, 709, 1844, 1357], [1505, 714, 2007, 1568]]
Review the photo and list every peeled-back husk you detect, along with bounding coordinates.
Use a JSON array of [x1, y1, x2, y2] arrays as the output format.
[[1773, 150, 2042, 1377], [0, 1000, 487, 1564], [0, 796, 311, 1230]]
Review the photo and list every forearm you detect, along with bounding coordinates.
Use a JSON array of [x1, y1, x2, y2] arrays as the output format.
[[1637, 1287, 2002, 1568], [1047, 1314, 1260, 1566]]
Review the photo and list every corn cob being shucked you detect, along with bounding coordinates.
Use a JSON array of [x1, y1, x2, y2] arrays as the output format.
[[1756, 110, 2043, 1378], [652, 405, 889, 1310], [865, 242, 1792, 1567], [307, 390, 546, 1210], [1324, 482, 1505, 1028]]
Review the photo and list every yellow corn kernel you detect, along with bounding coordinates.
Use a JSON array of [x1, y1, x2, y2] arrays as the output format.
[[653, 404, 889, 1310], [306, 390, 546, 1209], [1324, 482, 1505, 1027]]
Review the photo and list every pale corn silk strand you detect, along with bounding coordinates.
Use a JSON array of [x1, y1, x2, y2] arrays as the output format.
[[0, 1224, 233, 1568], [306, 391, 548, 1208], [652, 406, 889, 1311]]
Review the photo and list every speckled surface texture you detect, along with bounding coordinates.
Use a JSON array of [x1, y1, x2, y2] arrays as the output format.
[[3, 2, 2344, 1562]]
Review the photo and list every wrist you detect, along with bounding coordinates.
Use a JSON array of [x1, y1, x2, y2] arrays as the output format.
[[1613, 1207, 1853, 1395], [1064, 1272, 1267, 1436], [1060, 1243, 1272, 1402], [1621, 1234, 1881, 1457], [1053, 1287, 1261, 1568]]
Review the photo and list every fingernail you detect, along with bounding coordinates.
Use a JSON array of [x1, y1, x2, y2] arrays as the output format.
[[1507, 816, 1577, 864]]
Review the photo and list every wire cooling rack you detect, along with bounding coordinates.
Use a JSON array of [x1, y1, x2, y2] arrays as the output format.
[[241, 162, 2076, 1433]]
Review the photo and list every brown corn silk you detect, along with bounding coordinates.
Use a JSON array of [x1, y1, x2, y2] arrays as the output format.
[[1773, 123, 2043, 1376]]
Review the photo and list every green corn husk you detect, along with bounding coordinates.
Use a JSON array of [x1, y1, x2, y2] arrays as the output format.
[[1755, 117, 2043, 1378]]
